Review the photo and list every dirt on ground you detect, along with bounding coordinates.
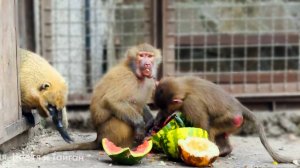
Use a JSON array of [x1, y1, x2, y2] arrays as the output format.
[[0, 128, 300, 168]]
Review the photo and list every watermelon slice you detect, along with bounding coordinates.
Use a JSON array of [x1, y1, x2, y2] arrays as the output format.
[[102, 138, 152, 165]]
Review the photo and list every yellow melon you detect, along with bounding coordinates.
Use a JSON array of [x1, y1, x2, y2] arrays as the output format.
[[178, 137, 219, 167]]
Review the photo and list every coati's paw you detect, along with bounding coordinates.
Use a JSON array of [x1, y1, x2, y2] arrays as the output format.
[[22, 111, 35, 127]]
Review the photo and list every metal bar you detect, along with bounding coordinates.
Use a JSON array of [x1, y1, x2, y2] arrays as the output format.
[[270, 6, 275, 92], [216, 33, 220, 84], [190, 7, 194, 76], [230, 1, 234, 91], [67, 0, 71, 93], [175, 1, 180, 76], [298, 31, 300, 91], [156, 0, 163, 49], [243, 11, 248, 92], [84, 0, 91, 92], [162, 0, 175, 76], [40, 0, 52, 61], [144, 0, 153, 45], [284, 30, 288, 91]]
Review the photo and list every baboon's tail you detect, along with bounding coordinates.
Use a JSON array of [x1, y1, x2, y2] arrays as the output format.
[[240, 104, 298, 164], [34, 140, 99, 156]]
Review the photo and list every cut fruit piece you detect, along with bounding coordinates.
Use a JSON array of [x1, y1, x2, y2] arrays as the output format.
[[178, 137, 219, 167], [102, 138, 152, 165], [160, 127, 209, 159]]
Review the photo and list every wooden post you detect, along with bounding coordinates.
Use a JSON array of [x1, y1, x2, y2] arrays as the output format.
[[0, 0, 20, 141], [18, 0, 35, 51], [0, 0, 3, 140], [0, 26, 3, 140]]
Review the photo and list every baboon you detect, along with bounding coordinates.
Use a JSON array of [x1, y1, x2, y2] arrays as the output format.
[[153, 76, 299, 164], [34, 43, 161, 156], [20, 49, 72, 143]]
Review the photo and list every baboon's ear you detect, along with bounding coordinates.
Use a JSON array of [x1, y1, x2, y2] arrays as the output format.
[[172, 98, 183, 104], [39, 82, 51, 91]]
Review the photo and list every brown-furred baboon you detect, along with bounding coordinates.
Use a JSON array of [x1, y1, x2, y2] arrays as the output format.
[[34, 43, 161, 156], [153, 76, 299, 164]]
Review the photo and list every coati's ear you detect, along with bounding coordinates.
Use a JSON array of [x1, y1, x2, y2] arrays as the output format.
[[39, 82, 51, 91]]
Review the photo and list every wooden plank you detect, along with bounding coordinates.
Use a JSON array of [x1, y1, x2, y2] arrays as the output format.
[[16, 1, 21, 120], [0, 0, 39, 145], [0, 80, 3, 139], [176, 34, 299, 47], [0, 117, 29, 145], [0, 112, 40, 145], [0, 0, 4, 139], [222, 82, 300, 95], [68, 93, 92, 106], [1, 0, 20, 126], [176, 71, 300, 84]]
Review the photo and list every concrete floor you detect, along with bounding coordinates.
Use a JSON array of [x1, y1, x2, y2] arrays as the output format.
[[0, 129, 299, 168]]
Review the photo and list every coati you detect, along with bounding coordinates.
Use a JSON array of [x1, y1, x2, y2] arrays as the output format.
[[20, 48, 72, 143]]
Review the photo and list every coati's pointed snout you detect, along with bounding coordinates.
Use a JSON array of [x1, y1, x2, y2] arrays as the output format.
[[47, 105, 73, 143]]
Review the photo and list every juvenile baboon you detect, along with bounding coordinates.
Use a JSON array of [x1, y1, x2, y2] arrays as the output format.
[[153, 76, 299, 164], [34, 43, 161, 156]]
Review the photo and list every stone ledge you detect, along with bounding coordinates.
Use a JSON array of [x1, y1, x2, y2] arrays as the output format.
[[240, 111, 300, 136], [64, 110, 300, 137]]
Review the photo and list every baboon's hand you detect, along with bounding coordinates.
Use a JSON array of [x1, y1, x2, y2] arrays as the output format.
[[145, 118, 154, 133], [133, 124, 146, 146]]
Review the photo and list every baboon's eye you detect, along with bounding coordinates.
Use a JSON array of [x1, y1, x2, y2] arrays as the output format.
[[39, 82, 51, 91]]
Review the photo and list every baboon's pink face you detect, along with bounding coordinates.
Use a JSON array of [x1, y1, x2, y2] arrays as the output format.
[[136, 51, 155, 78]]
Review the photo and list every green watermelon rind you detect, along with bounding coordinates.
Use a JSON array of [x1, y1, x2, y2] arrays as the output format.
[[151, 119, 181, 150], [108, 149, 141, 165], [102, 138, 153, 165], [151, 112, 190, 151], [160, 127, 209, 160]]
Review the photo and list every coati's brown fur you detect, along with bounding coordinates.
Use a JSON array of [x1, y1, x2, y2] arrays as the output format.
[[34, 43, 161, 156], [20, 48, 68, 127]]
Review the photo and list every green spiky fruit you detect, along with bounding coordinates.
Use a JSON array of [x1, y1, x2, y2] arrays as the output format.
[[160, 127, 209, 160], [102, 138, 152, 165]]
